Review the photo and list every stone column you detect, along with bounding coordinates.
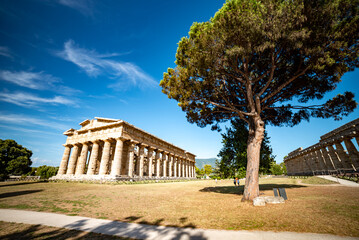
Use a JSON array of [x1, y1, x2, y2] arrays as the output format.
[[334, 141, 353, 169], [58, 144, 72, 175], [138, 144, 146, 177], [110, 138, 125, 176], [147, 147, 155, 178], [162, 151, 168, 177], [343, 138, 359, 169], [75, 142, 89, 175], [66, 144, 80, 175], [181, 159, 186, 177], [321, 147, 335, 170], [99, 139, 112, 175], [87, 141, 100, 175], [128, 141, 138, 178], [155, 150, 162, 177], [173, 156, 177, 177], [127, 141, 137, 178], [327, 144, 343, 169], [168, 154, 173, 177]]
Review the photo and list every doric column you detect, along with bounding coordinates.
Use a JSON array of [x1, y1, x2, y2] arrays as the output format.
[[99, 139, 112, 175], [75, 142, 89, 175], [147, 147, 155, 177], [110, 138, 125, 176], [321, 147, 335, 170], [66, 144, 80, 175], [334, 141, 353, 169], [314, 149, 326, 172], [138, 144, 146, 177], [58, 144, 72, 175], [186, 159, 189, 178], [87, 141, 100, 175], [343, 138, 359, 169], [181, 159, 186, 177], [327, 144, 343, 169], [173, 156, 177, 177], [168, 153, 173, 177], [127, 141, 137, 178], [162, 151, 168, 177], [155, 150, 162, 177]]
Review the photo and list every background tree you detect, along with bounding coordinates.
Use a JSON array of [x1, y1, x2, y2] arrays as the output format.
[[160, 0, 358, 201], [195, 166, 204, 177], [203, 164, 213, 176], [0, 139, 32, 179], [35, 165, 59, 179], [218, 118, 275, 178]]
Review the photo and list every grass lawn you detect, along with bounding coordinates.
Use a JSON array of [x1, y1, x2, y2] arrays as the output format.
[[0, 177, 358, 237]]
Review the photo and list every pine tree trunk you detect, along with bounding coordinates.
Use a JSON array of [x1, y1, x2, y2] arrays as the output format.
[[242, 117, 265, 201]]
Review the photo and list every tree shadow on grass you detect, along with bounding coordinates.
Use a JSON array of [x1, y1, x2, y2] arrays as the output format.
[[199, 184, 306, 195], [0, 182, 43, 188], [0, 222, 127, 240], [64, 216, 205, 240], [0, 190, 43, 199]]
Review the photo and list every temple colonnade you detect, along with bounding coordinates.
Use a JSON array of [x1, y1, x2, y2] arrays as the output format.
[[52, 117, 196, 181], [284, 118, 359, 176]]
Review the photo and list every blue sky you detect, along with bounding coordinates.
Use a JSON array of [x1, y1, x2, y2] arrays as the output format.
[[0, 0, 358, 167]]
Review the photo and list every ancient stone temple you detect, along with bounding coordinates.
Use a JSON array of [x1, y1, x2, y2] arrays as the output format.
[[51, 117, 196, 181], [284, 118, 359, 176]]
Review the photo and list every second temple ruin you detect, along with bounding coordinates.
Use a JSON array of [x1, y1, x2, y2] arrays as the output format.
[[284, 118, 359, 175], [51, 117, 196, 181]]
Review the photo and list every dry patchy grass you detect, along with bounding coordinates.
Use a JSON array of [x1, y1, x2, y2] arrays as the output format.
[[0, 178, 358, 237]]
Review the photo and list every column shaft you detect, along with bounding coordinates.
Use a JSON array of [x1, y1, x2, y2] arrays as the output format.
[[75, 143, 88, 175], [127, 143, 136, 177], [344, 138, 359, 169], [162, 152, 167, 177], [87, 142, 100, 175], [99, 140, 112, 175], [334, 141, 353, 169], [66, 144, 80, 175], [111, 138, 124, 176], [138, 145, 145, 177], [148, 149, 154, 177], [58, 145, 72, 175]]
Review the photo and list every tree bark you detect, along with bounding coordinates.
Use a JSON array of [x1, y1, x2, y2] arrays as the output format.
[[242, 116, 265, 201]]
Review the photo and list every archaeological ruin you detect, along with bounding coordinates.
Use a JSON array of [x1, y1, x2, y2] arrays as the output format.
[[51, 117, 196, 181], [284, 118, 359, 176]]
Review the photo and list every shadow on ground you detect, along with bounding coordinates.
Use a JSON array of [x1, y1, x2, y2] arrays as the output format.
[[199, 184, 306, 195], [120, 216, 196, 229], [63, 216, 206, 240], [0, 222, 127, 240], [0, 182, 44, 188], [0, 190, 43, 199]]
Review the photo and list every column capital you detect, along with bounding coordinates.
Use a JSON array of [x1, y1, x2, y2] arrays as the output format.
[[156, 149, 164, 153], [63, 144, 73, 147], [139, 143, 149, 148]]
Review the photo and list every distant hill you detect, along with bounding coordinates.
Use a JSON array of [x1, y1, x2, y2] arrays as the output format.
[[195, 158, 218, 169]]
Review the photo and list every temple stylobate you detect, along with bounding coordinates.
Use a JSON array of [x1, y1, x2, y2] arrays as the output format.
[[51, 117, 196, 181], [284, 118, 359, 176]]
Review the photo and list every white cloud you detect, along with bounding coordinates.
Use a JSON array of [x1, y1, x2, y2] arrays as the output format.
[[58, 0, 94, 16], [0, 46, 13, 59], [0, 70, 80, 95], [0, 91, 75, 107], [57, 40, 156, 89], [0, 113, 70, 131]]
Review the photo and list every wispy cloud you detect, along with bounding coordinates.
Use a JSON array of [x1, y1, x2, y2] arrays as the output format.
[[0, 46, 13, 59], [0, 113, 70, 130], [0, 91, 75, 108], [0, 70, 80, 95], [57, 0, 94, 16], [57, 40, 156, 89]]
